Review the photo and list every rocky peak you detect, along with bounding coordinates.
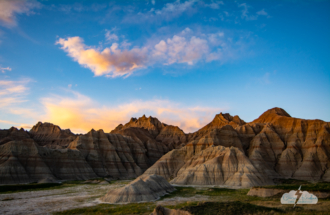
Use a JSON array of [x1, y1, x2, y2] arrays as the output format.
[[30, 122, 63, 135], [112, 115, 165, 137], [253, 107, 291, 124]]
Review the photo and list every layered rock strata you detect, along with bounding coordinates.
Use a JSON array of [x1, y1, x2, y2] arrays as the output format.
[[0, 124, 169, 184], [1, 107, 329, 186], [100, 174, 175, 203], [142, 107, 330, 187]]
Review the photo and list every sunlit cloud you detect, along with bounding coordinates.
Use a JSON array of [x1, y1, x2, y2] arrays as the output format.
[[0, 0, 41, 27], [57, 28, 245, 77], [56, 36, 148, 77], [41, 90, 226, 133]]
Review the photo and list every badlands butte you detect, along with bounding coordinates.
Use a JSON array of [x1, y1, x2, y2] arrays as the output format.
[[1, 107, 330, 188]]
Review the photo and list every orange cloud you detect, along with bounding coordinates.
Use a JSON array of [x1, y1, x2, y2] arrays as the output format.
[[56, 37, 148, 77], [41, 91, 226, 133]]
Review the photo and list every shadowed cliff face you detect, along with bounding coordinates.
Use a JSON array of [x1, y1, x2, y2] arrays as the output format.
[[0, 107, 329, 186], [0, 123, 169, 184], [29, 122, 76, 149]]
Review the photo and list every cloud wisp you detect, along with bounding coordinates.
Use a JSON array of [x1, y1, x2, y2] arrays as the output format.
[[0, 0, 41, 27], [0, 79, 30, 108], [1, 66, 12, 73], [57, 28, 245, 77], [41, 90, 225, 133], [239, 3, 269, 21]]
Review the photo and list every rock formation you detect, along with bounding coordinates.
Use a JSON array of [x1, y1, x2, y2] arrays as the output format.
[[100, 174, 175, 203], [29, 122, 76, 149], [111, 115, 187, 150], [142, 107, 330, 187], [0, 107, 329, 186], [0, 123, 169, 184]]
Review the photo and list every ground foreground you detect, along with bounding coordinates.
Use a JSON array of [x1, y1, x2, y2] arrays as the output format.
[[0, 179, 329, 215]]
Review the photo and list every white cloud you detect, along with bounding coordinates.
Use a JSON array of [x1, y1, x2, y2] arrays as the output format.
[[56, 36, 148, 77], [0, 0, 41, 27], [0, 78, 37, 122], [0, 79, 30, 107], [151, 0, 156, 5], [239, 3, 270, 21], [1, 66, 12, 73], [204, 1, 224, 9], [57, 28, 247, 77], [41, 90, 226, 133], [105, 29, 119, 42], [257, 9, 268, 16], [153, 35, 209, 65]]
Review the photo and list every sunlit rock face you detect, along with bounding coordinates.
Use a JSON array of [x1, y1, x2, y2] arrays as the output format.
[[111, 115, 188, 150], [0, 107, 329, 186], [143, 107, 330, 187], [100, 174, 175, 203]]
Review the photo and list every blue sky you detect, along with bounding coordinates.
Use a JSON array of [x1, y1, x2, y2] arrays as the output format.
[[0, 0, 329, 133]]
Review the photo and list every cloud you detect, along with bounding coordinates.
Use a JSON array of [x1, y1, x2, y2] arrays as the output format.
[[0, 119, 33, 130], [0, 79, 30, 108], [124, 0, 198, 23], [105, 29, 119, 42], [281, 190, 318, 205], [0, 0, 41, 27], [153, 35, 209, 65], [56, 36, 148, 77], [256, 9, 268, 16], [155, 0, 197, 17], [151, 0, 156, 5], [204, 1, 224, 9], [1, 66, 12, 73], [41, 90, 225, 133], [0, 78, 38, 128], [239, 3, 270, 21], [57, 28, 247, 77]]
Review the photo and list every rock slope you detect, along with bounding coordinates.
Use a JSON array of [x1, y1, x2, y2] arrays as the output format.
[[142, 107, 330, 187], [100, 174, 175, 203]]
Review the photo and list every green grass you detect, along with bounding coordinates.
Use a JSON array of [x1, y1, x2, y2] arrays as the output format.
[[182, 201, 284, 215], [53, 203, 155, 215], [0, 178, 121, 194], [0, 183, 63, 193], [255, 182, 330, 192]]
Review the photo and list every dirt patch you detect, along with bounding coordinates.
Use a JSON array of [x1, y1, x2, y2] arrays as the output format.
[[0, 182, 128, 215]]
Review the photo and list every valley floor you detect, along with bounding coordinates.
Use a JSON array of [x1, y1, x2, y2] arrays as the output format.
[[0, 180, 329, 215]]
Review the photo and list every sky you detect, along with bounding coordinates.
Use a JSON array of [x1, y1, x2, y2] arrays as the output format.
[[0, 0, 329, 134]]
